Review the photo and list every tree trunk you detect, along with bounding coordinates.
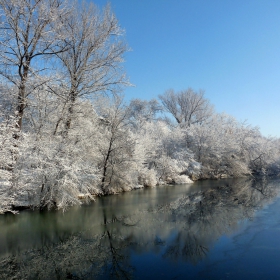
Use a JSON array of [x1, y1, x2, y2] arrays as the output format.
[[101, 137, 114, 191], [15, 63, 29, 135]]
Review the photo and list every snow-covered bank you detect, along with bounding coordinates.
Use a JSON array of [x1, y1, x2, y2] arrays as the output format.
[[0, 175, 194, 214]]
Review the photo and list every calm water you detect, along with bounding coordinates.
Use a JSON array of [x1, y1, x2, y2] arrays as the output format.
[[1, 177, 280, 279]]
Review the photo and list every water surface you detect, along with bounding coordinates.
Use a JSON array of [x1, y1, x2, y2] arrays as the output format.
[[1, 177, 280, 279]]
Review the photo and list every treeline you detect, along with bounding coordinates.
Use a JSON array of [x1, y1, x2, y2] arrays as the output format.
[[0, 0, 280, 213]]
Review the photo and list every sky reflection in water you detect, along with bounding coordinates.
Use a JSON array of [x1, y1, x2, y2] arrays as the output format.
[[1, 177, 280, 279]]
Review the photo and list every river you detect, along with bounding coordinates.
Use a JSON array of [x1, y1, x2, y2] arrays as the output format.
[[1, 177, 280, 279]]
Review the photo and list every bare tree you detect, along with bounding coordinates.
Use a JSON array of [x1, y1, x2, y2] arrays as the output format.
[[159, 88, 213, 128], [53, 1, 129, 133], [0, 0, 69, 133]]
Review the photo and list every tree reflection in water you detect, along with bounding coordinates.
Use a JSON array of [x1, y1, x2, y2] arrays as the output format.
[[0, 178, 280, 279]]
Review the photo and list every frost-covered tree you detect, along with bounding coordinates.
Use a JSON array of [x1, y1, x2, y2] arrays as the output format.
[[132, 120, 197, 185], [0, 111, 19, 213], [94, 96, 136, 194], [128, 98, 162, 129], [0, 0, 131, 211], [126, 98, 199, 185], [184, 113, 280, 178], [12, 94, 102, 211], [53, 1, 128, 133], [159, 88, 213, 128], [0, 0, 69, 132], [237, 126, 277, 175], [186, 114, 252, 178]]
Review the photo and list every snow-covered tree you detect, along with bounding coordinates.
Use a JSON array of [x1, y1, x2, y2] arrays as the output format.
[[184, 113, 280, 178], [133, 120, 197, 185], [0, 110, 19, 213], [159, 88, 213, 128], [12, 95, 102, 211], [93, 96, 136, 194], [128, 98, 162, 129], [0, 0, 69, 132], [53, 1, 128, 133]]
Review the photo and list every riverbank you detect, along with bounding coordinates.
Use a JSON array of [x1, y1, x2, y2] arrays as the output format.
[[1, 170, 277, 215], [1, 177, 280, 279], [1, 174, 194, 214]]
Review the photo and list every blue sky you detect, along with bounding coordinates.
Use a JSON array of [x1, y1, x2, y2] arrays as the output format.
[[90, 0, 280, 137]]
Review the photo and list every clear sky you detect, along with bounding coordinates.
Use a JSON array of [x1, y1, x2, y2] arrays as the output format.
[[90, 0, 280, 137]]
